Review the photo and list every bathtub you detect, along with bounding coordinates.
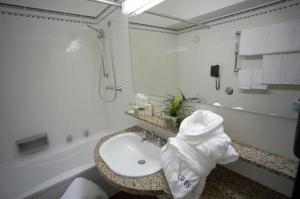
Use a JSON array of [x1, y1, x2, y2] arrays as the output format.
[[0, 129, 113, 199]]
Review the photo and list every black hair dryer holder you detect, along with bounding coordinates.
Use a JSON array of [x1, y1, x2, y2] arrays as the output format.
[[210, 65, 220, 90]]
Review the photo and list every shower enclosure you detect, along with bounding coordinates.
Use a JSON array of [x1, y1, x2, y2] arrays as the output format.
[[86, 22, 122, 102]]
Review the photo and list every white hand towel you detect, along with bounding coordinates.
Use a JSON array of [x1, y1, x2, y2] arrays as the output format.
[[252, 69, 268, 90], [239, 26, 269, 56], [281, 53, 300, 85], [261, 54, 282, 84], [238, 70, 252, 89], [265, 19, 300, 54]]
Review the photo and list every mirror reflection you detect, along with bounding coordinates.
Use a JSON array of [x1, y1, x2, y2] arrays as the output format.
[[129, 0, 300, 118]]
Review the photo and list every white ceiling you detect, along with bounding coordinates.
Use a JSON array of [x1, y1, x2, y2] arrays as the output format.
[[151, 0, 246, 20], [129, 0, 246, 28], [0, 0, 277, 29], [0, 0, 108, 17]]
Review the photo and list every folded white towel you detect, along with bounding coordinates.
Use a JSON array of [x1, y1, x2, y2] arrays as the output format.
[[240, 20, 300, 56], [238, 70, 252, 89], [281, 53, 300, 85], [161, 110, 238, 199], [61, 177, 108, 199], [252, 69, 268, 90], [262, 54, 282, 84], [265, 19, 300, 54], [239, 26, 269, 56], [262, 53, 300, 85]]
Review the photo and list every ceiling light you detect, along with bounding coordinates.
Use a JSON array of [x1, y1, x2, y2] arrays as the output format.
[[122, 0, 165, 16]]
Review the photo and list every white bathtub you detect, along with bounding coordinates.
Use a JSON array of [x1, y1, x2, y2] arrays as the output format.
[[0, 129, 113, 199]]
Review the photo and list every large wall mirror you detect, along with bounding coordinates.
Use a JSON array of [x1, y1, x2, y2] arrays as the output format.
[[129, 0, 300, 119]]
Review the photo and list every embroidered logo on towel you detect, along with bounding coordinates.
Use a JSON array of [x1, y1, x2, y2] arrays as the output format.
[[178, 173, 192, 188]]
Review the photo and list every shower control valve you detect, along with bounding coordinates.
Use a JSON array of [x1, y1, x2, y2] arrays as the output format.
[[83, 130, 90, 137], [66, 135, 72, 143], [114, 86, 122, 92], [105, 85, 122, 92]]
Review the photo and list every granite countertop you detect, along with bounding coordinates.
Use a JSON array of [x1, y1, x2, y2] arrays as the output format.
[[125, 112, 298, 180], [94, 126, 288, 199], [232, 141, 297, 180]]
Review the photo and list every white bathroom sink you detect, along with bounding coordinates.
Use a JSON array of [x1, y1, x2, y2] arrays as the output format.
[[99, 132, 162, 177]]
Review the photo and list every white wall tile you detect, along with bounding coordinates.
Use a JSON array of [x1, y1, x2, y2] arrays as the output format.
[[249, 164, 294, 197], [0, 15, 109, 163], [213, 108, 257, 145], [254, 115, 297, 160], [223, 160, 252, 178]]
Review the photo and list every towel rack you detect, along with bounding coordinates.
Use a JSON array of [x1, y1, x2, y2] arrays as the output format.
[[234, 31, 241, 72]]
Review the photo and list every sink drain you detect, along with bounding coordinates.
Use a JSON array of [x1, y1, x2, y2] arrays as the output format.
[[138, 160, 146, 165]]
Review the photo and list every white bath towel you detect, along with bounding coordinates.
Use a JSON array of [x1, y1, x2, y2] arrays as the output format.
[[239, 26, 269, 56], [238, 70, 252, 89], [281, 53, 300, 85], [262, 54, 282, 84], [262, 53, 300, 85], [239, 20, 300, 56], [61, 177, 108, 199], [161, 110, 238, 199], [252, 69, 268, 90], [265, 19, 300, 54]]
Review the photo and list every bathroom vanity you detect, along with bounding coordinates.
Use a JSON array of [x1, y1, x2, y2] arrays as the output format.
[[94, 126, 290, 199]]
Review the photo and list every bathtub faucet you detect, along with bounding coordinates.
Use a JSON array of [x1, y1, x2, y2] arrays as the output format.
[[83, 130, 90, 137], [66, 135, 72, 143]]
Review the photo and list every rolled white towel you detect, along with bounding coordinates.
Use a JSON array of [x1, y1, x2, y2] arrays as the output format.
[[61, 177, 108, 199]]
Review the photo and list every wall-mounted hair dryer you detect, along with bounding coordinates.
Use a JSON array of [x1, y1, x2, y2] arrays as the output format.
[[210, 65, 220, 90]]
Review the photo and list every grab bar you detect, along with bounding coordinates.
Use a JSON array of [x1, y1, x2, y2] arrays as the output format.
[[234, 31, 241, 72]]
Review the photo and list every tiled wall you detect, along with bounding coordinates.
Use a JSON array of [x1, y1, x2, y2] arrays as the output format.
[[0, 14, 110, 164], [129, 30, 179, 96], [177, 3, 300, 161], [177, 4, 300, 119], [98, 10, 138, 132], [0, 3, 297, 196]]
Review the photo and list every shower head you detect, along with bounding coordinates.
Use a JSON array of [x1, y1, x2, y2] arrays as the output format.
[[97, 29, 104, 39], [84, 24, 104, 39]]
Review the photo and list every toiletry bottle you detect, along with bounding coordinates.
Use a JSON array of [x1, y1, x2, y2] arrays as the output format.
[[140, 94, 149, 108], [136, 93, 142, 108], [145, 103, 153, 116]]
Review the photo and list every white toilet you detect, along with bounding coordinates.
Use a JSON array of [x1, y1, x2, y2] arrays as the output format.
[[61, 177, 108, 199]]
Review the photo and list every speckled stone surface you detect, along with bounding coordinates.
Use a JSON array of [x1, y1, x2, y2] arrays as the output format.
[[232, 141, 297, 180], [94, 126, 288, 199], [202, 166, 288, 199], [126, 111, 298, 180]]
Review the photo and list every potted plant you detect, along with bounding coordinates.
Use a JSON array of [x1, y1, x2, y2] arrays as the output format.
[[160, 91, 205, 130]]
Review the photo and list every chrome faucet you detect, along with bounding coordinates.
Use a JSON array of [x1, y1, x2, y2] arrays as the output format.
[[140, 130, 165, 147], [141, 130, 155, 142]]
